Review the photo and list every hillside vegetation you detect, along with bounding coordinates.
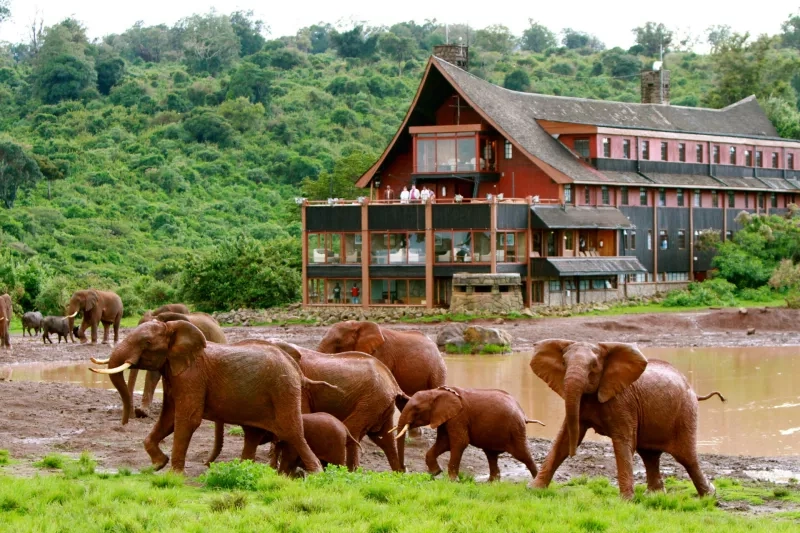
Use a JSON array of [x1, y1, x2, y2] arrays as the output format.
[[1, 12, 800, 313]]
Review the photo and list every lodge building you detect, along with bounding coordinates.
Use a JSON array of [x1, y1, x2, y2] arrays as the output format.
[[301, 47, 800, 309]]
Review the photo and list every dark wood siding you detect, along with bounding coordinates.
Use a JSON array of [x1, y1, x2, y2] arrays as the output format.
[[497, 204, 529, 229], [497, 264, 527, 275], [307, 206, 361, 231], [657, 207, 690, 273], [307, 265, 362, 278], [618, 206, 653, 272], [369, 266, 426, 278], [368, 205, 426, 230], [432, 204, 491, 229], [433, 265, 491, 276]]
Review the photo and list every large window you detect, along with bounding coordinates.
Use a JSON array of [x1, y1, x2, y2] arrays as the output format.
[[711, 190, 719, 208], [564, 184, 573, 204], [574, 139, 590, 159], [641, 140, 650, 160], [755, 151, 763, 168], [415, 132, 481, 172], [370, 232, 425, 264], [771, 193, 778, 208], [789, 153, 795, 170], [660, 142, 668, 161], [601, 186, 610, 205], [729, 146, 737, 165], [677, 188, 684, 207], [308, 233, 361, 264], [496, 232, 527, 262], [772, 152, 779, 168], [678, 143, 686, 162], [622, 139, 630, 159], [308, 279, 362, 305], [658, 188, 666, 207], [659, 230, 669, 250], [677, 229, 686, 249], [696, 144, 703, 163], [713, 145, 720, 164], [693, 189, 701, 207], [621, 186, 629, 205], [728, 191, 735, 208], [744, 150, 752, 166], [370, 279, 426, 305], [602, 138, 610, 157], [640, 187, 648, 206], [434, 231, 493, 263]]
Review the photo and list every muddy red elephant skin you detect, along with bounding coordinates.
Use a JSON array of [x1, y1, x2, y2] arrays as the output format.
[[317, 321, 447, 396], [396, 386, 543, 481], [0, 294, 11, 350], [206, 339, 409, 472], [139, 304, 190, 324], [66, 289, 123, 344], [90, 320, 323, 474], [530, 339, 724, 499]]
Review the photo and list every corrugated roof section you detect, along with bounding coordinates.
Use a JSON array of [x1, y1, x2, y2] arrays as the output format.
[[540, 256, 647, 276], [530, 206, 635, 229]]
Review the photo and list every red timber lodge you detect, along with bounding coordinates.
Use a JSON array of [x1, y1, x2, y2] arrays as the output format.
[[300, 46, 800, 310]]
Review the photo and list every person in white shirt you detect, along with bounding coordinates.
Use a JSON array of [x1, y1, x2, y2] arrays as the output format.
[[410, 185, 420, 202], [400, 186, 410, 204], [420, 186, 431, 202]]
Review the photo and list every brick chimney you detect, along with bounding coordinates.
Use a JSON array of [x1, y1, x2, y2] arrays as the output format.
[[433, 45, 469, 70], [640, 68, 670, 105]]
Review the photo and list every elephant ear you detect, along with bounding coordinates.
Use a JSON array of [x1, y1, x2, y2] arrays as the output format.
[[85, 290, 99, 312], [530, 339, 575, 399], [165, 320, 206, 376], [155, 312, 190, 323], [430, 389, 464, 429], [272, 340, 303, 362], [597, 343, 648, 403], [354, 321, 385, 354]]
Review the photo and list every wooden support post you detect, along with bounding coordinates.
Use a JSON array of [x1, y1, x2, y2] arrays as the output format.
[[490, 199, 497, 274], [689, 200, 694, 281], [652, 189, 658, 283], [361, 201, 370, 309], [301, 203, 308, 306], [425, 200, 434, 309], [526, 196, 533, 308]]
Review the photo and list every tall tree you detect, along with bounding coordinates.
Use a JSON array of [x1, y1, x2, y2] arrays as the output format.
[[520, 19, 556, 53], [706, 25, 733, 53], [781, 12, 800, 49], [473, 24, 516, 54], [632, 22, 673, 57], [178, 12, 240, 75], [331, 25, 379, 59], [230, 10, 268, 56], [0, 0, 10, 25], [32, 19, 96, 103], [378, 32, 416, 73], [561, 28, 604, 51], [0, 141, 44, 209]]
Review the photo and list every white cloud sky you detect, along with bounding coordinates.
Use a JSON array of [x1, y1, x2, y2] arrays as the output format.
[[2, 0, 795, 52]]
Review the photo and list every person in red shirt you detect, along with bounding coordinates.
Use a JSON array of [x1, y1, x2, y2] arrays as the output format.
[[351, 283, 360, 304]]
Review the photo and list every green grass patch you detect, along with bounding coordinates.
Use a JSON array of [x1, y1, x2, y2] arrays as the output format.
[[444, 343, 511, 355], [34, 454, 68, 470], [0, 450, 10, 466], [149, 472, 185, 489], [0, 464, 799, 531], [227, 426, 245, 437]]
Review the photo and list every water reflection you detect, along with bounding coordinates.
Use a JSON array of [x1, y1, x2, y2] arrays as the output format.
[[445, 346, 800, 457], [1, 345, 799, 456]]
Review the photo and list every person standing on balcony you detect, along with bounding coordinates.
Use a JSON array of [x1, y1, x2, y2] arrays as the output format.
[[400, 186, 410, 204], [410, 184, 420, 203], [351, 283, 360, 304], [420, 186, 431, 202], [333, 282, 342, 303], [384, 185, 394, 201]]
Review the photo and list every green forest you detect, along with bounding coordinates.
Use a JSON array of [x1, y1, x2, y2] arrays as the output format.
[[1, 8, 800, 314]]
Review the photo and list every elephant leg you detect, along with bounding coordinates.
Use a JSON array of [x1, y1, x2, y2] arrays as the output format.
[[144, 391, 175, 471], [127, 369, 139, 408], [367, 431, 403, 472], [485, 450, 501, 482], [102, 322, 110, 344], [78, 322, 89, 344], [425, 428, 450, 476], [241, 426, 267, 461], [446, 435, 469, 481], [508, 436, 539, 481], [611, 438, 636, 499], [113, 318, 120, 344], [91, 322, 98, 344], [671, 448, 715, 497], [170, 405, 204, 474], [638, 449, 665, 493], [531, 423, 588, 489], [142, 371, 161, 411]]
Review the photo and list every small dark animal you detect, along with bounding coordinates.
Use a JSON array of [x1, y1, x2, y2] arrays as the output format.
[[22, 311, 43, 337], [42, 316, 74, 344]]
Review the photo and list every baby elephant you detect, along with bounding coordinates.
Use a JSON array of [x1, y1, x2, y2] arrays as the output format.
[[22, 311, 43, 337], [395, 386, 544, 482], [42, 316, 74, 344]]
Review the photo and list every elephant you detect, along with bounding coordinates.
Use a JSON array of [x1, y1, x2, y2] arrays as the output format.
[[127, 311, 227, 415], [529, 339, 726, 499], [90, 320, 326, 474], [205, 339, 409, 472], [66, 289, 123, 344], [42, 316, 75, 344], [317, 321, 447, 397], [0, 294, 11, 349], [139, 304, 190, 324], [395, 386, 544, 481], [22, 311, 43, 337]]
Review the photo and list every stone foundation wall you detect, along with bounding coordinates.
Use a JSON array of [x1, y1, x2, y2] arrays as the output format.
[[450, 273, 524, 314]]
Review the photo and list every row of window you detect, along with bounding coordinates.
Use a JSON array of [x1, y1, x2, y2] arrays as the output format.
[[308, 231, 527, 265], [308, 278, 425, 305], [596, 137, 797, 169], [625, 272, 689, 283], [566, 185, 785, 208], [413, 133, 514, 173], [549, 277, 618, 292], [623, 229, 732, 251]]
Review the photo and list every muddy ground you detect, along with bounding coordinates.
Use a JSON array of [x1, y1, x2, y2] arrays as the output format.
[[1, 308, 799, 507]]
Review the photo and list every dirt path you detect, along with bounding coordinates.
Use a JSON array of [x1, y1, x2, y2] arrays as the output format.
[[1, 308, 799, 496]]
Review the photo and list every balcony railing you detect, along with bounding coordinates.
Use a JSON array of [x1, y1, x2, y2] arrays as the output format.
[[302, 197, 560, 206]]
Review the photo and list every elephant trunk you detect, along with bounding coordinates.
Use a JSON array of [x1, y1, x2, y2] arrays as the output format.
[[564, 374, 585, 457], [110, 370, 132, 425], [101, 340, 140, 425]]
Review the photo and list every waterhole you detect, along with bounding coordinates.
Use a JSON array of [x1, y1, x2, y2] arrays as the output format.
[[1, 345, 798, 456]]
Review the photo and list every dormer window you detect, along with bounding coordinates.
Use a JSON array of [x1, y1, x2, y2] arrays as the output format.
[[411, 125, 495, 173]]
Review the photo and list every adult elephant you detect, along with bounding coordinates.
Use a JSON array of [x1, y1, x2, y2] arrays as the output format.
[[140, 304, 190, 323], [66, 289, 123, 344], [93, 311, 228, 423], [317, 321, 447, 397], [0, 294, 11, 350], [207, 339, 409, 472], [529, 339, 725, 499], [90, 320, 324, 474]]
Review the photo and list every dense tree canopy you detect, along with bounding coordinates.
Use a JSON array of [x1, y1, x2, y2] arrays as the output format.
[[520, 20, 556, 53], [633, 22, 673, 57], [0, 141, 44, 208]]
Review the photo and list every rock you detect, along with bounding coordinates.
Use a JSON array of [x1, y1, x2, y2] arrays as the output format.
[[436, 323, 468, 347], [747, 328, 756, 335], [739, 308, 748, 315], [463, 326, 512, 347], [521, 308, 535, 318], [493, 318, 504, 325]]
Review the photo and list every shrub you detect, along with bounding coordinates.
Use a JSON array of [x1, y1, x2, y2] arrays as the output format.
[[209, 493, 248, 512], [0, 449, 9, 465], [736, 286, 775, 302], [150, 472, 185, 488], [662, 279, 736, 308], [35, 454, 67, 469], [183, 112, 236, 146], [201, 460, 265, 491]]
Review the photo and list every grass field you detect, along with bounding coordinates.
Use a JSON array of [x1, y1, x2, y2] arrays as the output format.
[[1, 453, 799, 532]]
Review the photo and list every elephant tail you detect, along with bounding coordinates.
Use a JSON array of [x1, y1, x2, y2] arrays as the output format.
[[525, 419, 546, 426], [302, 377, 340, 394], [696, 391, 726, 402], [204, 422, 225, 466], [394, 393, 410, 412]]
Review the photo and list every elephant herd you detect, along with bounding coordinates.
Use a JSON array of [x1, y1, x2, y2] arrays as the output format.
[[85, 311, 725, 499]]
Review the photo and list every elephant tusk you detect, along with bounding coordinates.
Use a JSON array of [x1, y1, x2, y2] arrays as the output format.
[[386, 426, 398, 435], [395, 424, 410, 440], [90, 357, 110, 365], [90, 362, 132, 374], [526, 419, 546, 427], [67, 312, 79, 318]]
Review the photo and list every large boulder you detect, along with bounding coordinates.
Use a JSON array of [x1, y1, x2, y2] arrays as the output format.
[[436, 323, 468, 347], [463, 326, 513, 347]]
